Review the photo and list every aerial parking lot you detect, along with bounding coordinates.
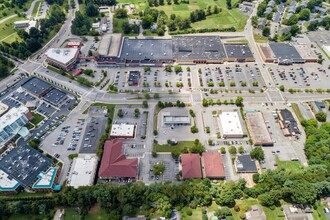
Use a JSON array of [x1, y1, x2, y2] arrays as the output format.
[[268, 63, 330, 89]]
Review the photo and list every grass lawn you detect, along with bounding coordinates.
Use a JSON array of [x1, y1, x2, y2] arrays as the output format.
[[226, 39, 249, 43], [0, 0, 34, 19], [275, 156, 303, 172], [31, 112, 45, 125], [113, 17, 128, 34], [122, 0, 247, 31], [154, 141, 194, 153], [291, 103, 305, 122], [2, 32, 22, 43], [313, 201, 328, 220], [84, 204, 110, 220], [231, 198, 259, 219], [143, 29, 158, 36], [32, 1, 41, 17], [263, 206, 285, 220], [0, 16, 25, 42], [63, 208, 80, 220], [253, 33, 269, 43], [181, 207, 203, 220]]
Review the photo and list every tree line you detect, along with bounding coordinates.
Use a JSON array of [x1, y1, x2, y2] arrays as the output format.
[[0, 5, 66, 59], [0, 55, 14, 78]]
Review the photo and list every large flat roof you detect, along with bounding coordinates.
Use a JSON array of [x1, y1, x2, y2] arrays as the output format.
[[0, 170, 20, 191], [245, 112, 273, 146], [269, 42, 303, 62], [0, 102, 9, 116], [45, 48, 79, 65], [0, 105, 28, 131], [32, 167, 57, 189], [68, 154, 98, 188], [219, 111, 244, 136], [172, 36, 226, 61], [0, 145, 52, 188], [42, 88, 67, 105], [110, 124, 135, 137], [225, 44, 254, 59], [120, 38, 173, 60], [21, 77, 52, 97]]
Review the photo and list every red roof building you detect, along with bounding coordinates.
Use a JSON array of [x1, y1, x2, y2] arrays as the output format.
[[202, 152, 225, 179], [180, 154, 202, 179], [98, 140, 138, 180]]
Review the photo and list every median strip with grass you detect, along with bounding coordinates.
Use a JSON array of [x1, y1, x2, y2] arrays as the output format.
[[291, 103, 305, 122]]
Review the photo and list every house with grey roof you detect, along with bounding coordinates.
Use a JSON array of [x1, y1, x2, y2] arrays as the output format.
[[258, 18, 267, 29]]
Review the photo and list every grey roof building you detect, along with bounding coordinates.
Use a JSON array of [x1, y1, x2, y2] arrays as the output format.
[[0, 145, 53, 189], [235, 155, 258, 173], [258, 18, 267, 29], [269, 42, 304, 64], [314, 6, 328, 15]]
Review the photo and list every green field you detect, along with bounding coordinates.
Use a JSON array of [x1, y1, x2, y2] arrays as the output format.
[[31, 112, 45, 125], [0, 16, 25, 42], [32, 1, 41, 17], [0, 0, 34, 19], [120, 0, 247, 31], [154, 141, 194, 153], [291, 103, 305, 122], [253, 33, 269, 43], [276, 157, 303, 172]]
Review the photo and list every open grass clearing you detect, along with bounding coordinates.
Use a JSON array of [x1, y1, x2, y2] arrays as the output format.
[[31, 112, 45, 125], [291, 103, 305, 122], [275, 156, 303, 172], [154, 141, 194, 153], [0, 16, 25, 42], [253, 33, 269, 43], [122, 0, 247, 31], [181, 206, 203, 220], [32, 1, 42, 17], [0, 0, 34, 19]]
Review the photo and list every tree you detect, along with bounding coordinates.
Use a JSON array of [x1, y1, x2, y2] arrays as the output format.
[[142, 100, 148, 108], [174, 65, 182, 73], [153, 162, 165, 175], [238, 146, 244, 154], [316, 111, 327, 122], [220, 147, 226, 154], [226, 0, 232, 9], [189, 109, 195, 117], [117, 109, 123, 118], [215, 207, 232, 219], [153, 130, 158, 136], [71, 12, 91, 35], [153, 93, 160, 99], [262, 26, 270, 37], [191, 126, 199, 133], [134, 108, 140, 118], [307, 20, 319, 31], [250, 146, 265, 161], [287, 14, 298, 26], [279, 85, 285, 92], [299, 8, 310, 21], [114, 8, 128, 18], [190, 139, 205, 154], [122, 21, 131, 34], [186, 66, 190, 71], [229, 146, 237, 155], [235, 96, 244, 107], [85, 3, 99, 17], [142, 14, 154, 29], [165, 64, 172, 72]]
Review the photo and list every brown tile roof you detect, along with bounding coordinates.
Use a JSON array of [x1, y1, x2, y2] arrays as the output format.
[[98, 140, 138, 179], [202, 152, 225, 178], [181, 154, 202, 179]]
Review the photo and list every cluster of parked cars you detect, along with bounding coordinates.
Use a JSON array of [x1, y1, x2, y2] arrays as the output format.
[[68, 120, 84, 150]]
